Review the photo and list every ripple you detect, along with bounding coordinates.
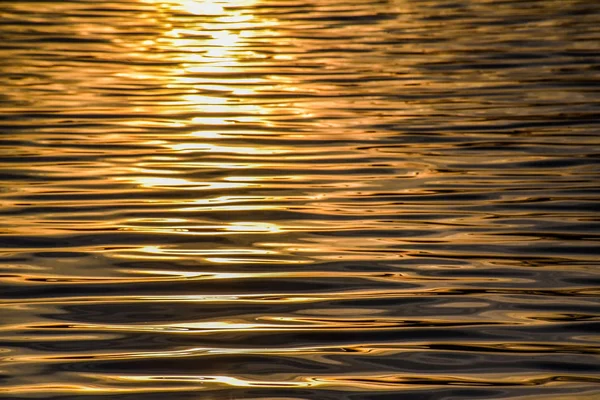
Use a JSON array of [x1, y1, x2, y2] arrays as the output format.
[[1, 0, 600, 399]]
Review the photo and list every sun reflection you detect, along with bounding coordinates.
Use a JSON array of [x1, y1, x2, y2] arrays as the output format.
[[209, 29, 239, 48], [118, 374, 316, 388], [109, 0, 303, 263], [179, 93, 227, 105], [168, 142, 286, 155], [225, 221, 282, 233], [180, 0, 225, 16], [128, 177, 253, 190], [119, 1, 284, 190]]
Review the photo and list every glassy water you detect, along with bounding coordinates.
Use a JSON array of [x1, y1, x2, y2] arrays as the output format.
[[1, 0, 599, 399]]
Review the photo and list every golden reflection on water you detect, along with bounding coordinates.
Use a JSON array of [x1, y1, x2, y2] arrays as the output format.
[[115, 0, 293, 252], [1, 0, 600, 398]]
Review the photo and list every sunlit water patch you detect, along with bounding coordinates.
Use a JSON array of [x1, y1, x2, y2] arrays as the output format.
[[1, 0, 599, 399]]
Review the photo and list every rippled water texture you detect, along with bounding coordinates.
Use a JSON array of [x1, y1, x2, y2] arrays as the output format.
[[1, 0, 600, 398]]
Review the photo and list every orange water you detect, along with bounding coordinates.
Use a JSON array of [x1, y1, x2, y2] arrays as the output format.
[[1, 1, 599, 399]]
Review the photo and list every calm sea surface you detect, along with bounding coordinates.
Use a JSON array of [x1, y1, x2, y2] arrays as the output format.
[[1, 0, 599, 399]]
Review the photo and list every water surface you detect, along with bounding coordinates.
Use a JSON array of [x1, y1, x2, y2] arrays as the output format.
[[1, 0, 599, 399]]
